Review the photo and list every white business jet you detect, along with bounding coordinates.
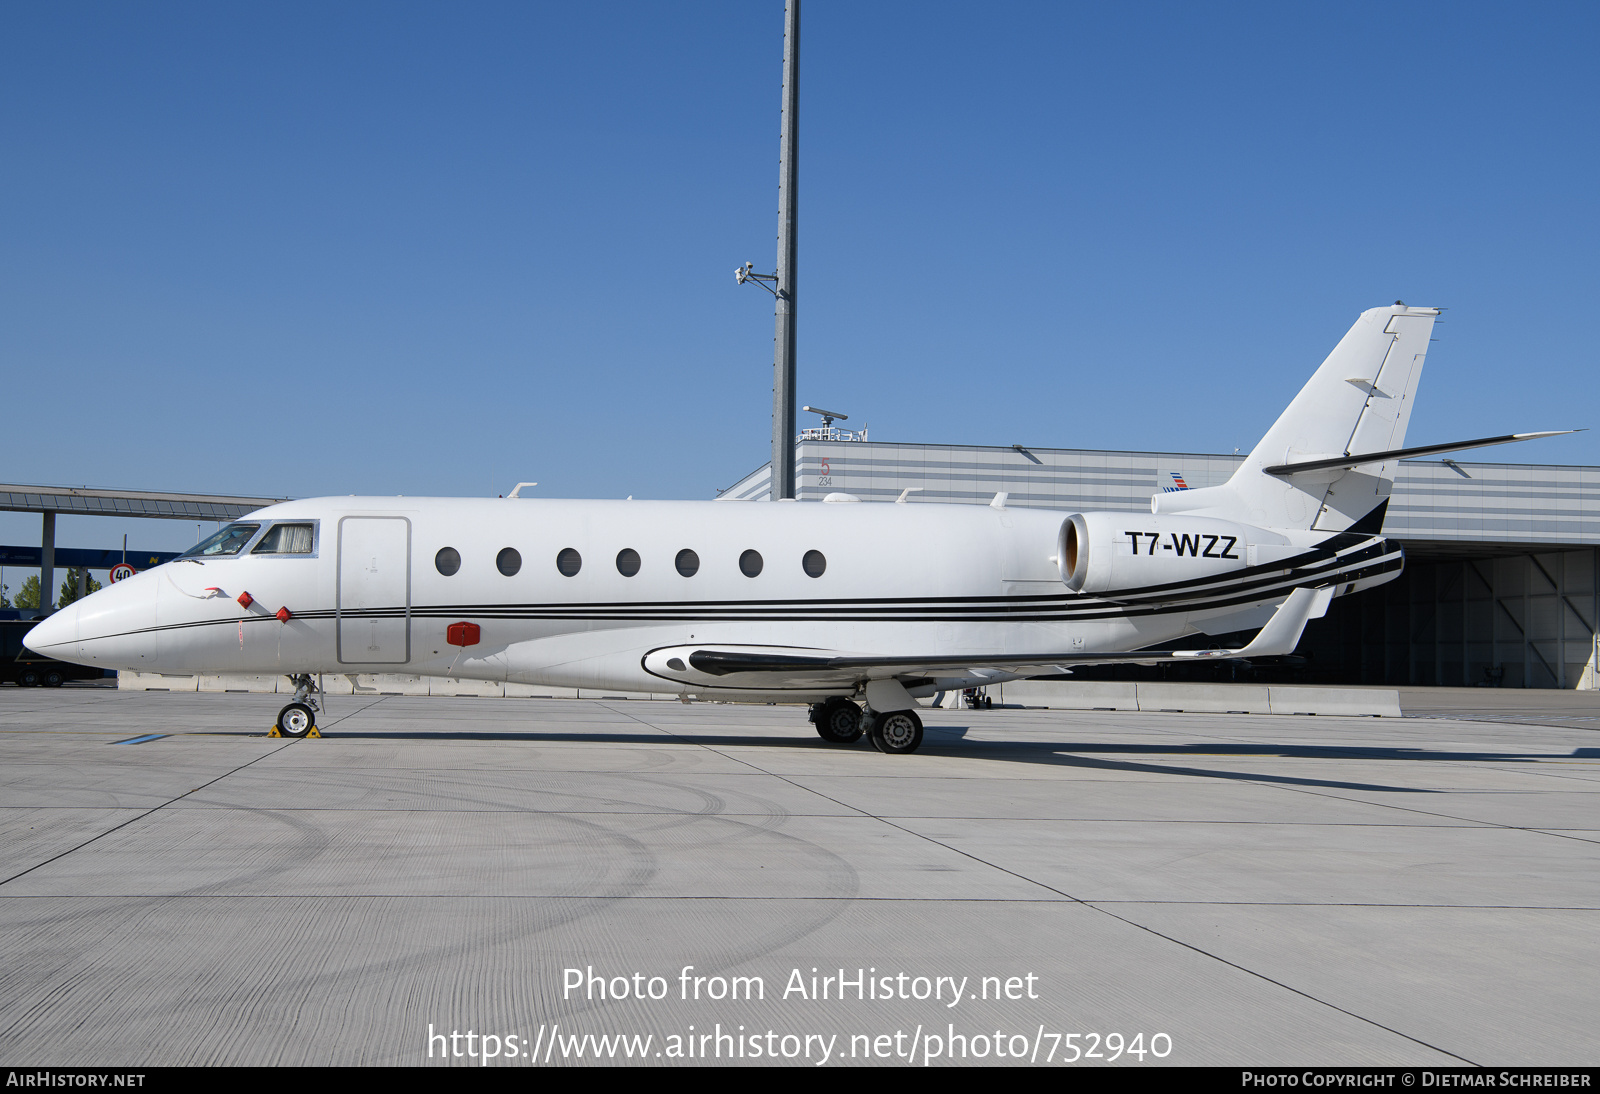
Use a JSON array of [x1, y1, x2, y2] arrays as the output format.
[[26, 304, 1573, 752]]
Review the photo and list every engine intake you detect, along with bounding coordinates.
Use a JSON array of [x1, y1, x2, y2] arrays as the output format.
[[1058, 512, 1280, 595]]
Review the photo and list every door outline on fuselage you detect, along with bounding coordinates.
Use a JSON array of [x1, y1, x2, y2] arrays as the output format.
[[336, 515, 412, 665]]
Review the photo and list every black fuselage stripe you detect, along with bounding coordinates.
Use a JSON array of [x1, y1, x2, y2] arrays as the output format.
[[393, 545, 1397, 620], [102, 551, 1400, 642]]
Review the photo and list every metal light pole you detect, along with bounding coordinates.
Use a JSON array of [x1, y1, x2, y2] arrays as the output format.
[[739, 0, 800, 500], [772, 0, 799, 500]]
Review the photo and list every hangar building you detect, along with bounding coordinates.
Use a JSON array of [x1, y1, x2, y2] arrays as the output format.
[[724, 434, 1600, 690]]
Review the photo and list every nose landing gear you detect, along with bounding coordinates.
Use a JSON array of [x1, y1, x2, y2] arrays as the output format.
[[272, 674, 323, 738]]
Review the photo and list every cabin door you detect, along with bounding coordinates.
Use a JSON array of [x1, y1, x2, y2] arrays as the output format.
[[337, 516, 411, 664]]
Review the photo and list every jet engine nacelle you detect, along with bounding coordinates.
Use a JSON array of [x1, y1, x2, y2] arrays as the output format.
[[1058, 511, 1280, 594]]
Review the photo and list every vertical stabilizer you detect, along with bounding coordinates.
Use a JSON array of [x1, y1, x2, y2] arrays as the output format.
[[1154, 303, 1439, 531]]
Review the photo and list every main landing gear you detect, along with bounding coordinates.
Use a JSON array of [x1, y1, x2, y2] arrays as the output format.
[[274, 674, 321, 738], [808, 698, 924, 754], [865, 708, 923, 754], [810, 697, 864, 743]]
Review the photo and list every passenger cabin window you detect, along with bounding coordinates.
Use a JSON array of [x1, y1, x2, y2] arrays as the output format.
[[435, 547, 461, 576], [739, 550, 763, 577], [557, 548, 582, 577], [803, 550, 826, 577], [616, 548, 640, 577], [497, 548, 521, 576], [180, 524, 260, 558], [252, 524, 315, 554], [675, 549, 699, 577]]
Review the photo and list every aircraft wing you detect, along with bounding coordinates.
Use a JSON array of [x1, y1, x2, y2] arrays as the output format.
[[643, 586, 1334, 689]]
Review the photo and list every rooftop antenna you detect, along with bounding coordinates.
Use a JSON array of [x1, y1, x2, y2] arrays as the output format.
[[737, 0, 800, 499], [798, 405, 866, 443]]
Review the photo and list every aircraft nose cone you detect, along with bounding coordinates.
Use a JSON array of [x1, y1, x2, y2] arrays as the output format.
[[27, 571, 160, 670], [22, 604, 79, 656]]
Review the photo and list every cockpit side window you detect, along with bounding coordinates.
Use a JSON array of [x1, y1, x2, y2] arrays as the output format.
[[179, 523, 260, 558], [252, 523, 315, 555]]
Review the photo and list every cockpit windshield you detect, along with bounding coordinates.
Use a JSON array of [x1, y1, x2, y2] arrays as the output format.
[[179, 523, 260, 558]]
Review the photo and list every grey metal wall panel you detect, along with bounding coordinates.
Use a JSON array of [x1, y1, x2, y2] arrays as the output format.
[[724, 441, 1600, 550]]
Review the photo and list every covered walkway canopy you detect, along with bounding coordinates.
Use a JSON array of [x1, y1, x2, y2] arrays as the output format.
[[0, 483, 290, 613]]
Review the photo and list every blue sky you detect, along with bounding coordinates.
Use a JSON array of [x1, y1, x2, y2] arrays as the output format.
[[2, 1, 1596, 567]]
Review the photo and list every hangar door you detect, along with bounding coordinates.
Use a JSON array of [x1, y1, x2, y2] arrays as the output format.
[[337, 517, 411, 664]]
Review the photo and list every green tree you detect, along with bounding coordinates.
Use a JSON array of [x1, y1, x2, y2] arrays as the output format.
[[58, 568, 102, 608], [15, 575, 40, 610]]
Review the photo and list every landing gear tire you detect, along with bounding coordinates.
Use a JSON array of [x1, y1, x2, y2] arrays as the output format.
[[43, 670, 64, 688], [813, 698, 864, 744], [867, 708, 923, 754], [276, 702, 315, 739]]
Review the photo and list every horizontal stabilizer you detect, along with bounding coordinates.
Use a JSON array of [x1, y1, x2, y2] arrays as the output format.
[[1264, 431, 1581, 476]]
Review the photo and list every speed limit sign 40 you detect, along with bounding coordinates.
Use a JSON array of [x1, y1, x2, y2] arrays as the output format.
[[109, 563, 137, 583]]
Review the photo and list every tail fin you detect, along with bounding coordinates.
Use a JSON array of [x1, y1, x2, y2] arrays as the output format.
[[1155, 303, 1439, 531]]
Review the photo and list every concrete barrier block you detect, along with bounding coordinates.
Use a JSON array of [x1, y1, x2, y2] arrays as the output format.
[[352, 673, 430, 695], [118, 672, 199, 691], [996, 681, 1139, 709], [1269, 686, 1401, 717], [316, 675, 355, 694], [576, 688, 667, 700], [505, 682, 580, 698], [198, 674, 281, 694], [1136, 683, 1271, 714], [429, 677, 505, 697]]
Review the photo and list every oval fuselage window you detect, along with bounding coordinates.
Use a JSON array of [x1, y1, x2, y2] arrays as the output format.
[[557, 548, 583, 577], [497, 547, 521, 576], [616, 548, 640, 577], [803, 549, 826, 577], [436, 547, 461, 576], [675, 549, 699, 577], [740, 549, 763, 577]]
